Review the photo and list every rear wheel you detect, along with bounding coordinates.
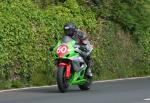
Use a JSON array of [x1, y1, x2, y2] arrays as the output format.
[[78, 76, 92, 90], [57, 67, 69, 93]]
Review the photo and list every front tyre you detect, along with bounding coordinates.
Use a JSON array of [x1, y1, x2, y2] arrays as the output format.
[[78, 76, 92, 90], [57, 67, 69, 93]]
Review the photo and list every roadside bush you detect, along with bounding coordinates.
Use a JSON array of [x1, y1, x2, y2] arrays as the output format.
[[92, 19, 150, 80]]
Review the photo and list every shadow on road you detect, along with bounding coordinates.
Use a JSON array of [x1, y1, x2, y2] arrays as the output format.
[[19, 86, 84, 94]]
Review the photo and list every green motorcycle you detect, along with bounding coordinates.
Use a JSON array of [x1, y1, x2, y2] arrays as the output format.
[[50, 36, 93, 93]]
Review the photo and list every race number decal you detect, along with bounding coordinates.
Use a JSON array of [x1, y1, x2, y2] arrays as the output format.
[[56, 45, 68, 54]]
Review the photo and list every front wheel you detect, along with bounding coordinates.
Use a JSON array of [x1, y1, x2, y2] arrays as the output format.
[[57, 67, 69, 93], [78, 76, 92, 90]]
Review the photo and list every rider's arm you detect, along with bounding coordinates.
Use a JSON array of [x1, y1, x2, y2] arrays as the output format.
[[76, 30, 88, 42]]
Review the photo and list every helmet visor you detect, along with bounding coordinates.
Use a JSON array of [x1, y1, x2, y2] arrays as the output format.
[[64, 28, 74, 36]]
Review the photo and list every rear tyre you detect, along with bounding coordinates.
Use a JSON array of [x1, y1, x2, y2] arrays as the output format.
[[78, 76, 92, 90], [57, 67, 69, 93]]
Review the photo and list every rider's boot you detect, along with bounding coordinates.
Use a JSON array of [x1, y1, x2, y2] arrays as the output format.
[[85, 58, 93, 78]]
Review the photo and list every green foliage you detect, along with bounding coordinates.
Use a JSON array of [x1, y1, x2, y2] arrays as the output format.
[[0, 0, 38, 83], [90, 0, 150, 52], [32, 0, 66, 8], [11, 80, 24, 88], [0, 81, 12, 89], [92, 19, 150, 80]]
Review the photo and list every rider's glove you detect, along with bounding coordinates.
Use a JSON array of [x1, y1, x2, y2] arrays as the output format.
[[79, 45, 88, 52], [74, 46, 81, 53]]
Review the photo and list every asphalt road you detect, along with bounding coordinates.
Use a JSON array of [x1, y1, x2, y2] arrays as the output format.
[[0, 77, 150, 103]]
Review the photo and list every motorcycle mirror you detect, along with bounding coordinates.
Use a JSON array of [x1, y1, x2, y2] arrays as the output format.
[[49, 46, 54, 51]]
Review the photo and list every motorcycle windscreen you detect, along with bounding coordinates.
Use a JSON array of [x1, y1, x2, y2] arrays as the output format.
[[62, 36, 74, 43]]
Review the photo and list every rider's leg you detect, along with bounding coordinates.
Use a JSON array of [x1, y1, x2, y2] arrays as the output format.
[[78, 50, 93, 77]]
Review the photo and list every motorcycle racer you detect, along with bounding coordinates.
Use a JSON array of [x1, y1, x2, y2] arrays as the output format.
[[63, 22, 93, 78]]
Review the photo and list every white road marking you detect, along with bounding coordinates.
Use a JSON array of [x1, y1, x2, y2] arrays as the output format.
[[0, 76, 150, 93], [144, 98, 150, 101], [0, 85, 56, 93], [94, 76, 150, 83]]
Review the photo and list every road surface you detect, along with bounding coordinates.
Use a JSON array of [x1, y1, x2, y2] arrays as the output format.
[[0, 77, 150, 103]]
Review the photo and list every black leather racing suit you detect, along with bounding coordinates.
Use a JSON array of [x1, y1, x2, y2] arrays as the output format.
[[66, 29, 93, 76]]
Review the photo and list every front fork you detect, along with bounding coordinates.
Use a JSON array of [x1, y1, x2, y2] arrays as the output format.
[[57, 62, 87, 85], [58, 63, 71, 79]]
